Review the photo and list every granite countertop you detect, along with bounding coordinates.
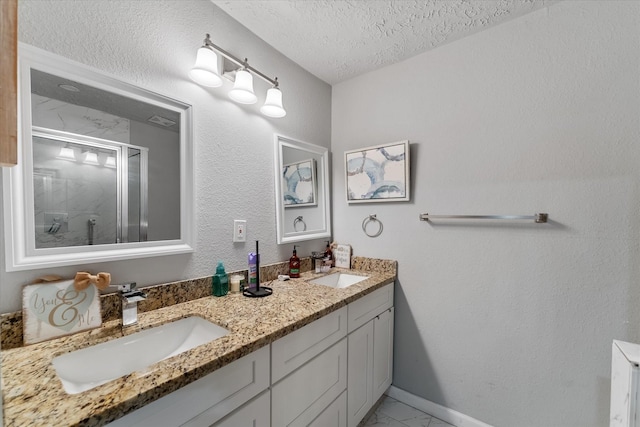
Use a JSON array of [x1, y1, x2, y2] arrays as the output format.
[[1, 266, 395, 427]]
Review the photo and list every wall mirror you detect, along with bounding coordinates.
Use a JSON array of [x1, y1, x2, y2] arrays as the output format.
[[2, 44, 194, 271], [273, 134, 331, 244]]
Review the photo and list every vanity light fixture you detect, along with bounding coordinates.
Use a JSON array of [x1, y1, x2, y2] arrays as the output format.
[[228, 65, 257, 104], [57, 144, 76, 161], [260, 81, 286, 118], [189, 44, 222, 87], [190, 34, 286, 118]]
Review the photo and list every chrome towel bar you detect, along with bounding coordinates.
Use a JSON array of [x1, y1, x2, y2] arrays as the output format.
[[420, 213, 548, 223]]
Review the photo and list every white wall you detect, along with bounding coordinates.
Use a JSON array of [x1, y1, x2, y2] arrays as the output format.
[[0, 0, 331, 313], [331, 2, 640, 426]]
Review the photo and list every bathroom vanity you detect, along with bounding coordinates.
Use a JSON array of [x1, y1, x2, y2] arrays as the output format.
[[1, 260, 395, 426]]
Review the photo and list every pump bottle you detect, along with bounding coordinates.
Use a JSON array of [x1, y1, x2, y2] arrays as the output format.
[[324, 241, 334, 267]]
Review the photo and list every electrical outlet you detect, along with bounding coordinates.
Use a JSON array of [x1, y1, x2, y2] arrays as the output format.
[[233, 220, 246, 242]]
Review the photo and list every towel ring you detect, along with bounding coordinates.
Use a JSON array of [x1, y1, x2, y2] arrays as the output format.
[[362, 214, 383, 238], [294, 216, 307, 232]]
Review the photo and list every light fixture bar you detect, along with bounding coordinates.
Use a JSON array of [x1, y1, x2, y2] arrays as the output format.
[[202, 34, 279, 87]]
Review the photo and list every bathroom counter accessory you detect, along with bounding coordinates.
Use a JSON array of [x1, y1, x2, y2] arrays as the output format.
[[1, 259, 396, 427]]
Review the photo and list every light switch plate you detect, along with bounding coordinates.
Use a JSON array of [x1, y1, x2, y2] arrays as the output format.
[[233, 220, 246, 242]]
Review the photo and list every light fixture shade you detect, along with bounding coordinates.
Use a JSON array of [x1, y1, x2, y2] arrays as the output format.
[[57, 146, 76, 161], [228, 69, 257, 104], [189, 47, 222, 87], [83, 152, 99, 165], [105, 155, 117, 168], [260, 87, 286, 118]]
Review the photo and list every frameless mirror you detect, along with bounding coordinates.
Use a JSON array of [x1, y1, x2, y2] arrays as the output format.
[[2, 44, 194, 271], [273, 135, 331, 244]]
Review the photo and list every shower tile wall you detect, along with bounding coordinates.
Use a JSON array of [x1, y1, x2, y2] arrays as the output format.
[[32, 95, 128, 248]]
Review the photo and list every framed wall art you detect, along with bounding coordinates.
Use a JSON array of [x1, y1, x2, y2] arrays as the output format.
[[345, 140, 410, 203], [282, 158, 317, 208]]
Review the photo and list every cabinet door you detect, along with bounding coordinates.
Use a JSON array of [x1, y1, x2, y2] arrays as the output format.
[[372, 307, 394, 401], [347, 320, 374, 427], [213, 390, 270, 427]]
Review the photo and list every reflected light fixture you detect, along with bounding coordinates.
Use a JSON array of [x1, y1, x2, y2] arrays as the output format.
[[190, 34, 287, 118], [57, 144, 76, 161], [83, 151, 99, 165], [105, 155, 117, 168]]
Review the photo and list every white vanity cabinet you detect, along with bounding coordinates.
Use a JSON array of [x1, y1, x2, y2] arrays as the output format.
[[106, 346, 270, 427], [347, 283, 394, 427], [271, 306, 348, 426], [104, 283, 394, 427]]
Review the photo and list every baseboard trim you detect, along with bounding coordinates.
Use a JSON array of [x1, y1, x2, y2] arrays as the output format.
[[386, 385, 494, 427]]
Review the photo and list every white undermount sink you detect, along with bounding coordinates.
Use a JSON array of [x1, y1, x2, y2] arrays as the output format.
[[309, 272, 369, 289], [52, 316, 229, 394]]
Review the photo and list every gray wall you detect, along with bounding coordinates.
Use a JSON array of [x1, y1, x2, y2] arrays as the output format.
[[130, 120, 181, 241], [331, 1, 640, 426], [0, 0, 331, 313]]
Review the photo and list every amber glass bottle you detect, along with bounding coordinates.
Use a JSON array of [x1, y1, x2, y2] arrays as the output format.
[[289, 245, 300, 278]]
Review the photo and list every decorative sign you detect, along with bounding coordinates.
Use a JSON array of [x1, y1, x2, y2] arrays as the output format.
[[23, 279, 102, 344], [334, 244, 352, 269]]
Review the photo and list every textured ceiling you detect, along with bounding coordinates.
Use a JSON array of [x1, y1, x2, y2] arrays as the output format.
[[212, 0, 555, 85]]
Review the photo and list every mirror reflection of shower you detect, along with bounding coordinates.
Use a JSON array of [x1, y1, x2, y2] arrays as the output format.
[[32, 127, 149, 248]]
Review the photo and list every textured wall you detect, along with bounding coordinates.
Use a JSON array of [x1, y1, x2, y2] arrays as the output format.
[[0, 0, 331, 313], [331, 2, 640, 426]]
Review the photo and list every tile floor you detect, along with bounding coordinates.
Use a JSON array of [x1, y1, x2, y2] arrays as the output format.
[[362, 395, 457, 427]]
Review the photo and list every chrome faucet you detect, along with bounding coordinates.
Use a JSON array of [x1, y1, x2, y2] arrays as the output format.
[[114, 282, 147, 327]]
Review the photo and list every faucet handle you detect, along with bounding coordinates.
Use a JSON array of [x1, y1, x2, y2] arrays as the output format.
[[121, 290, 147, 303], [109, 282, 137, 293]]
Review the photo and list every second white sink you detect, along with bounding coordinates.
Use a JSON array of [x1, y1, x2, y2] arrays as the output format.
[[309, 273, 369, 289], [53, 316, 229, 394]]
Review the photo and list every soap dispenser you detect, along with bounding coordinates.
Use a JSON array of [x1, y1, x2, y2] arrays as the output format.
[[212, 261, 229, 297], [289, 245, 300, 278]]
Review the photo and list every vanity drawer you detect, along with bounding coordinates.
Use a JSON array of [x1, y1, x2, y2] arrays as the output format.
[[272, 338, 348, 427], [347, 283, 393, 332], [272, 305, 347, 383], [106, 346, 269, 427]]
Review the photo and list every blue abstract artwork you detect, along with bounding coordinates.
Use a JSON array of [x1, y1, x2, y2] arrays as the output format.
[[282, 159, 317, 208], [345, 140, 410, 203]]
